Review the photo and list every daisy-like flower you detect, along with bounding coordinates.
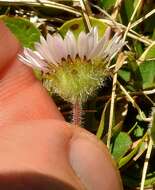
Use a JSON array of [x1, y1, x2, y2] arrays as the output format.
[[19, 27, 125, 104]]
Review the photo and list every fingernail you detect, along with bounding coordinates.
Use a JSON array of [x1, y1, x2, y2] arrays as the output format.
[[69, 132, 123, 190]]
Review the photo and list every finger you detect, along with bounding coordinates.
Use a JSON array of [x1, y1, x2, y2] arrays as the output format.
[[0, 21, 64, 125], [0, 119, 123, 190]]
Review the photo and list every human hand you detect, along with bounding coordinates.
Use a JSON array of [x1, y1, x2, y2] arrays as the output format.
[[0, 21, 123, 190]]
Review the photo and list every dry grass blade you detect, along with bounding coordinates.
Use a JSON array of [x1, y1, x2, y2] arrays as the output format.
[[117, 81, 151, 122], [79, 0, 91, 32], [131, 9, 155, 29], [140, 138, 153, 190], [107, 53, 127, 148], [111, 0, 123, 20], [91, 4, 153, 45], [123, 0, 142, 41], [0, 0, 81, 16]]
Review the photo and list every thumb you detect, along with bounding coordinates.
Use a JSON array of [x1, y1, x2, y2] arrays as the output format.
[[0, 21, 64, 126]]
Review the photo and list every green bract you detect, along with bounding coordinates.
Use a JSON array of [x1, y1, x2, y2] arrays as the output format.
[[44, 58, 107, 103]]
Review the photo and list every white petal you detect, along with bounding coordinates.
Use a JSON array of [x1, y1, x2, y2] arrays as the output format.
[[108, 39, 125, 60], [26, 49, 47, 68], [86, 28, 96, 57], [34, 51, 44, 59], [91, 27, 112, 59], [103, 27, 111, 44], [19, 50, 47, 71], [77, 31, 88, 59], [87, 36, 107, 59], [23, 49, 46, 69], [93, 27, 99, 46], [18, 54, 31, 65], [40, 35, 48, 47], [87, 26, 111, 59], [64, 30, 77, 60], [47, 33, 67, 63], [100, 33, 120, 58], [36, 36, 56, 64], [39, 36, 57, 64], [35, 42, 57, 66]]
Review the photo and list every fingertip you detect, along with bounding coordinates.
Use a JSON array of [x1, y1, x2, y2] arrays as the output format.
[[69, 128, 123, 190]]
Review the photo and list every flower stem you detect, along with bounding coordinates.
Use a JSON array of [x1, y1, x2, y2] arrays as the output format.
[[72, 101, 82, 127]]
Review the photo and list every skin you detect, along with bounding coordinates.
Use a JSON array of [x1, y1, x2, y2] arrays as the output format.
[[0, 21, 123, 190]]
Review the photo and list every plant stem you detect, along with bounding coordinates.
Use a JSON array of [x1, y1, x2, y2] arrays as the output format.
[[107, 67, 117, 149], [72, 101, 82, 127]]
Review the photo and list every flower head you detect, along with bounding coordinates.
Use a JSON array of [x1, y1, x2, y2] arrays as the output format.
[[19, 27, 125, 103]]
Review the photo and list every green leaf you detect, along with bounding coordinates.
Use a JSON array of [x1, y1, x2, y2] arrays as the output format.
[[112, 132, 132, 162], [134, 41, 144, 57], [145, 44, 155, 60], [130, 62, 143, 89], [119, 132, 147, 168], [118, 142, 139, 168], [139, 60, 155, 89], [119, 56, 155, 90], [118, 52, 144, 91], [123, 171, 155, 187], [118, 68, 131, 82], [59, 17, 107, 39], [133, 126, 144, 138], [152, 29, 155, 40], [0, 16, 40, 49], [120, 0, 134, 25], [145, 172, 155, 186], [96, 100, 110, 139], [139, 42, 155, 62], [99, 0, 116, 10]]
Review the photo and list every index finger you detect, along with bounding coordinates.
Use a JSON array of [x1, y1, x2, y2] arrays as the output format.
[[0, 21, 64, 126]]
